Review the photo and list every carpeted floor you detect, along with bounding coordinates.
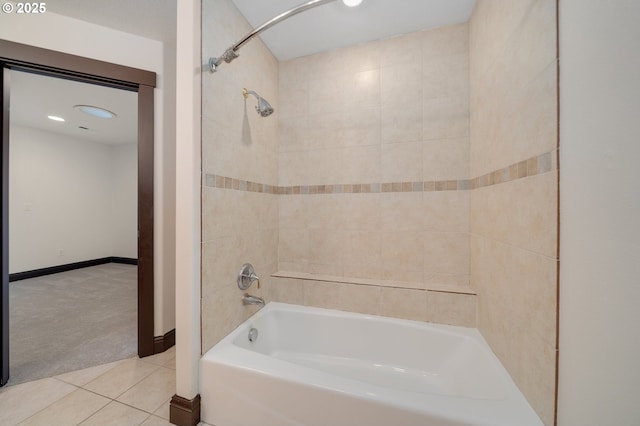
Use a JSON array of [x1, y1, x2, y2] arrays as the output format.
[[8, 263, 137, 386]]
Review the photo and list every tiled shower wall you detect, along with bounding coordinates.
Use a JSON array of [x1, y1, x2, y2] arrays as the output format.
[[469, 1, 558, 424], [202, 3, 559, 421], [201, 0, 279, 353], [272, 24, 476, 325]]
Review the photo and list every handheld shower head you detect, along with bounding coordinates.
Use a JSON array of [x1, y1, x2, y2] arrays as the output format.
[[243, 88, 274, 117]]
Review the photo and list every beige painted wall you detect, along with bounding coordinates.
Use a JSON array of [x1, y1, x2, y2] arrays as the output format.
[[469, 1, 558, 424], [200, 0, 279, 353]]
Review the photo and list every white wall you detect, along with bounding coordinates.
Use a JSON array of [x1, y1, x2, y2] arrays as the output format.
[[9, 125, 137, 273], [558, 1, 640, 424], [0, 11, 176, 335]]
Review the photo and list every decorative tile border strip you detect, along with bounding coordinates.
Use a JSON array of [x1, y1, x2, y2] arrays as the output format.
[[204, 174, 278, 194], [204, 150, 556, 194], [472, 150, 555, 189]]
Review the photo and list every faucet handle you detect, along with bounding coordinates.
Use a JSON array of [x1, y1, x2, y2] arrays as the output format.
[[238, 263, 259, 290]]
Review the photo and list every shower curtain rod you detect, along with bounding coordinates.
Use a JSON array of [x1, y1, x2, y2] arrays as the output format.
[[209, 0, 337, 72]]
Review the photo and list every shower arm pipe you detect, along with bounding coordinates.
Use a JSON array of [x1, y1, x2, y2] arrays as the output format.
[[209, 0, 338, 72]]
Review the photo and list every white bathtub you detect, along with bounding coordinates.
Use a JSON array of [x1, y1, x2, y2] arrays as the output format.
[[200, 303, 542, 426]]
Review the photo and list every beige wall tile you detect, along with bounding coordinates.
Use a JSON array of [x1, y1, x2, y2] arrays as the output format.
[[274, 20, 472, 327], [306, 263, 344, 276], [342, 107, 381, 147], [515, 335, 556, 426], [345, 230, 382, 267], [381, 287, 428, 322], [381, 101, 423, 144], [342, 40, 381, 74], [423, 95, 469, 140], [339, 284, 382, 316], [379, 192, 425, 232], [471, 172, 558, 258], [511, 61, 558, 164], [308, 74, 349, 116], [307, 228, 347, 267], [202, 0, 280, 357], [424, 231, 469, 276], [423, 191, 470, 233], [423, 137, 470, 181], [342, 194, 381, 231], [423, 54, 469, 99], [268, 277, 305, 305], [345, 69, 381, 110], [303, 280, 342, 310], [426, 292, 476, 327], [278, 150, 308, 186], [279, 115, 309, 152], [379, 31, 423, 67], [201, 236, 242, 300], [278, 227, 310, 267], [339, 145, 381, 183], [306, 48, 346, 81], [424, 272, 470, 290], [381, 142, 423, 182], [307, 112, 345, 149], [278, 83, 309, 118], [381, 61, 422, 107], [422, 23, 469, 59], [279, 56, 311, 88]]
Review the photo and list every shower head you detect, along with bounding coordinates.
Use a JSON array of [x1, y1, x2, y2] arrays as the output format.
[[243, 88, 274, 117]]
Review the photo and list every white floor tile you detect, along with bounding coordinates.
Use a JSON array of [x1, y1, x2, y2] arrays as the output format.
[[18, 388, 110, 426], [116, 367, 176, 414], [55, 360, 124, 387], [153, 398, 171, 420], [83, 358, 160, 399], [79, 401, 150, 426], [140, 415, 172, 426], [0, 378, 76, 425]]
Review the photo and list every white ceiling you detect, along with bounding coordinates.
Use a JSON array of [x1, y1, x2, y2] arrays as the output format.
[[10, 70, 138, 146], [46, 0, 475, 61], [230, 0, 477, 61], [46, 0, 177, 46]]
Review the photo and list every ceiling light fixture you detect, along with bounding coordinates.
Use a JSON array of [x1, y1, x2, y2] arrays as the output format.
[[74, 105, 117, 119], [47, 115, 65, 122], [342, 0, 363, 7]]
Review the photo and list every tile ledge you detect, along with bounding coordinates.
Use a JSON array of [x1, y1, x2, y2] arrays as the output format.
[[272, 271, 476, 295]]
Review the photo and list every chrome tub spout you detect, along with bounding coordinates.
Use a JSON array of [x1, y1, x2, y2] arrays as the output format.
[[243, 293, 265, 307]]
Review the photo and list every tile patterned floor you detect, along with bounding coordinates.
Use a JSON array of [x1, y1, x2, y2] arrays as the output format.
[[0, 347, 211, 426]]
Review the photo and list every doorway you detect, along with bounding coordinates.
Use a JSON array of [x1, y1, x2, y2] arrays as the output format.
[[8, 70, 139, 385], [0, 40, 156, 386]]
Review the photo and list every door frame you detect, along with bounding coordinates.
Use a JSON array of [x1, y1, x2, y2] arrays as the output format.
[[0, 40, 156, 385]]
